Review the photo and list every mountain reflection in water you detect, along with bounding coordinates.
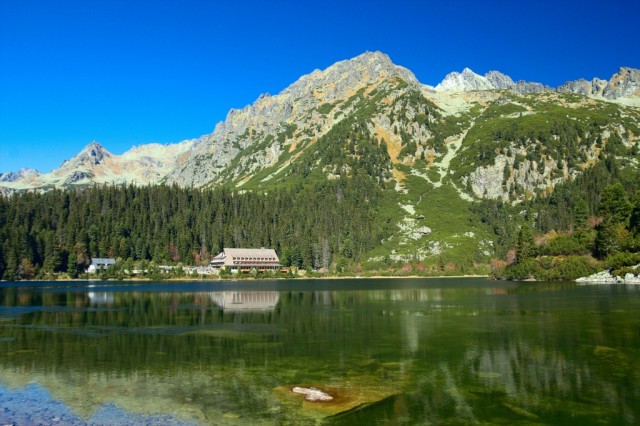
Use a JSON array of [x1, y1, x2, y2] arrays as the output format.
[[0, 279, 638, 425]]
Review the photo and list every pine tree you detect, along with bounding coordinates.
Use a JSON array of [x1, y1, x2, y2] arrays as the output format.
[[599, 183, 632, 225], [67, 252, 78, 278], [595, 219, 621, 259], [516, 223, 536, 263], [630, 200, 640, 236], [573, 199, 590, 231]]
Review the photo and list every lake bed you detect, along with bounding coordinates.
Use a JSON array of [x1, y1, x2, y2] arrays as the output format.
[[1, 278, 639, 424]]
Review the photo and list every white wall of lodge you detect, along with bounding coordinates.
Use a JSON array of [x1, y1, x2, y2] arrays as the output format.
[[87, 258, 116, 274]]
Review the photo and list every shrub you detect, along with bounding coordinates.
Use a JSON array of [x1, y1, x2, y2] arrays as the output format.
[[605, 252, 640, 271], [502, 258, 540, 280], [542, 234, 592, 256], [540, 256, 598, 281]]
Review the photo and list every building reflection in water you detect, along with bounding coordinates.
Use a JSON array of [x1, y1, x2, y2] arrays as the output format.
[[87, 292, 115, 306], [208, 291, 279, 311]]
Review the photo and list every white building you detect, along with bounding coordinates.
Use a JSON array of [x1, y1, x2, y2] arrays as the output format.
[[87, 258, 116, 274]]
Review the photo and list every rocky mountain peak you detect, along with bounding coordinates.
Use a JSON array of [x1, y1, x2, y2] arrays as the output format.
[[80, 141, 109, 163], [436, 68, 551, 95], [435, 68, 493, 92], [166, 51, 424, 187], [2, 52, 638, 196], [0, 168, 40, 183], [558, 66, 640, 101], [484, 71, 515, 89], [281, 50, 420, 100], [60, 141, 111, 168], [604, 66, 640, 98]]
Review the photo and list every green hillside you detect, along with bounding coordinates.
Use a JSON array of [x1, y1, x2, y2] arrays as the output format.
[[1, 72, 639, 280]]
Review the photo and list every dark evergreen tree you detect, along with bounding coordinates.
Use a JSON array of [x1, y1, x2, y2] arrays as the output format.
[[516, 223, 536, 264], [595, 220, 622, 259], [598, 183, 632, 225]]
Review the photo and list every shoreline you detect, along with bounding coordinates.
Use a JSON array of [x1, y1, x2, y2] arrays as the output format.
[[1, 274, 491, 283]]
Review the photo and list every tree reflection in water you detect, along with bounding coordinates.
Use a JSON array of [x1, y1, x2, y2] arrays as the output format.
[[0, 279, 638, 424]]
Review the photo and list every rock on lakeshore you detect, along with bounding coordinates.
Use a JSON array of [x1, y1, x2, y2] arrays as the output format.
[[576, 268, 640, 284]]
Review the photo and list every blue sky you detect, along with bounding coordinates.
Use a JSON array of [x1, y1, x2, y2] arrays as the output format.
[[1, 0, 638, 173]]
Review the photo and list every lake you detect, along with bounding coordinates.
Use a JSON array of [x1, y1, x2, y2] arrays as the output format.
[[0, 278, 639, 425]]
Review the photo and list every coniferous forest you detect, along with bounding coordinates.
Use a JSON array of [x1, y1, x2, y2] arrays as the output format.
[[475, 158, 640, 280], [2, 125, 640, 281], [1, 156, 640, 281], [0, 177, 385, 280]]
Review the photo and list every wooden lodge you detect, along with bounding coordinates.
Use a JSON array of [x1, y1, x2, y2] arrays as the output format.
[[210, 248, 283, 273]]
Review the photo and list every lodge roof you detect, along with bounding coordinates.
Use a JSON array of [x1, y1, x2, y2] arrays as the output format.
[[90, 258, 116, 266], [222, 248, 278, 260], [211, 248, 280, 267]]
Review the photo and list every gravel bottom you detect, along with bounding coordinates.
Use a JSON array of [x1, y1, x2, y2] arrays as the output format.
[[0, 383, 199, 426]]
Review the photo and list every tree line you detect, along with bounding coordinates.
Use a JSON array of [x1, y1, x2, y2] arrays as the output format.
[[475, 157, 640, 280], [0, 176, 386, 280]]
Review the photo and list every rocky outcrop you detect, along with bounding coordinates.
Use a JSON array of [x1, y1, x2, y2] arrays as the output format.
[[576, 268, 640, 284], [558, 67, 640, 100], [165, 51, 423, 187], [0, 140, 197, 192], [484, 71, 515, 90], [438, 69, 551, 94], [64, 170, 93, 185], [467, 152, 566, 202], [0, 168, 40, 182], [60, 141, 110, 168], [513, 80, 551, 94], [558, 78, 608, 97], [2, 52, 638, 195], [603, 67, 640, 99], [436, 68, 494, 92], [438, 67, 640, 99]]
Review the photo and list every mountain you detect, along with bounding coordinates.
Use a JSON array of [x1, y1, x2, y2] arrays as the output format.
[[1, 52, 639, 268], [0, 140, 197, 193], [435, 68, 495, 92], [434, 68, 549, 94], [558, 66, 640, 102], [163, 51, 422, 187], [3, 52, 637, 194], [0, 168, 40, 183]]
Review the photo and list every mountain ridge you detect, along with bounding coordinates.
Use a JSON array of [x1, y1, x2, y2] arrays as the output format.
[[1, 51, 638, 195], [1, 51, 639, 277]]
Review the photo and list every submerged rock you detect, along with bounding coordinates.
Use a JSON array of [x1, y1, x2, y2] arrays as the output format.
[[292, 387, 333, 402], [274, 382, 398, 418]]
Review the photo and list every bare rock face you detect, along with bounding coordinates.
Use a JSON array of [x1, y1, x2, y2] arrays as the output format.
[[2, 51, 638, 196], [165, 51, 423, 187], [469, 156, 508, 200], [439, 66, 640, 99], [64, 170, 93, 185], [60, 141, 110, 168], [484, 71, 515, 90], [487, 70, 551, 94], [437, 69, 552, 95], [558, 67, 640, 100], [0, 168, 40, 182], [513, 80, 551, 94], [435, 68, 494, 92], [0, 140, 197, 191], [603, 67, 640, 99]]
